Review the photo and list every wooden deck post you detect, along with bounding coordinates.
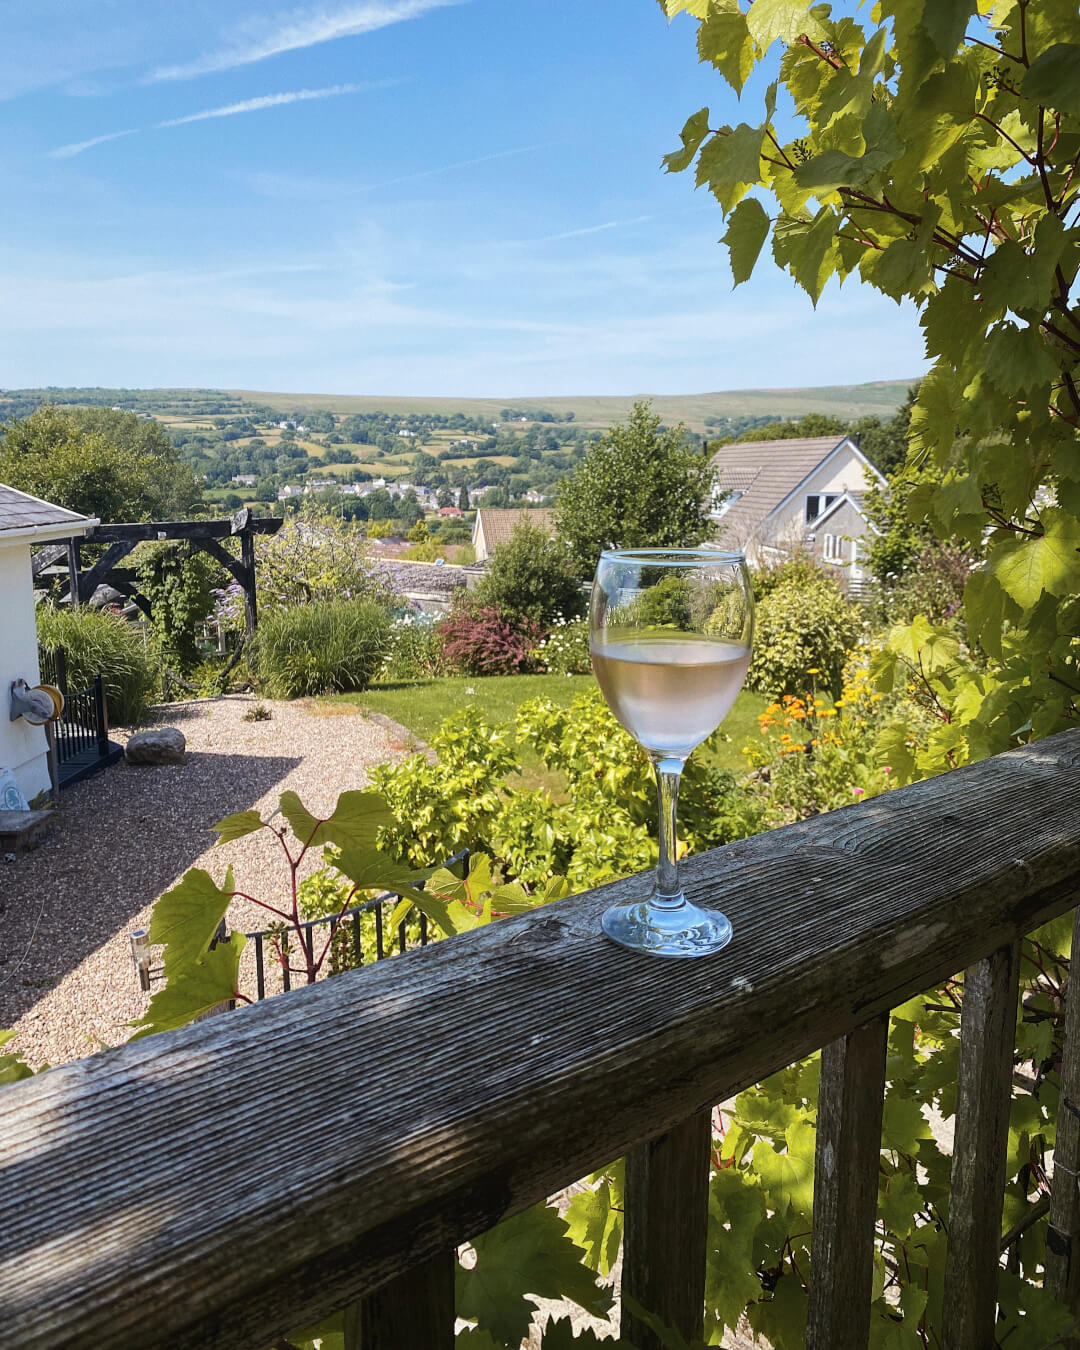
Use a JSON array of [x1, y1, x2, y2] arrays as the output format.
[[806, 1013, 889, 1350], [622, 1109, 711, 1349], [357, 1248, 456, 1349], [941, 941, 1021, 1350], [1046, 906, 1080, 1331]]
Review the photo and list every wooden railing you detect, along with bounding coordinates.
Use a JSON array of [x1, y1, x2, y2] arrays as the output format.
[[3, 730, 1080, 1349]]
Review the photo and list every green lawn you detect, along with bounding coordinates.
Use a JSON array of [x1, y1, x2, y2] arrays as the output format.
[[327, 674, 765, 792]]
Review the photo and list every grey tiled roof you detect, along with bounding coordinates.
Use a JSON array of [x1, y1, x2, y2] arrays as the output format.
[[0, 484, 92, 535], [710, 437, 853, 546]]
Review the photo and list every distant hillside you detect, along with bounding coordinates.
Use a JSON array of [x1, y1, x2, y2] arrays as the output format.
[[225, 380, 916, 432]]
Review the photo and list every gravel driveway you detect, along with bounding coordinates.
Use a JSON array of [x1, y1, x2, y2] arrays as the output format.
[[0, 695, 415, 1069]]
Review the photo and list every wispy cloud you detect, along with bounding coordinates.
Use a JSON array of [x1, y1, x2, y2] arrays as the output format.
[[49, 82, 383, 159], [357, 145, 542, 192], [48, 128, 139, 160], [146, 0, 464, 83], [157, 81, 389, 127], [513, 215, 653, 246]]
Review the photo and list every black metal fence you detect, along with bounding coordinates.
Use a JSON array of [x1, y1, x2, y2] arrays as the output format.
[[133, 851, 468, 1003], [38, 646, 113, 785]]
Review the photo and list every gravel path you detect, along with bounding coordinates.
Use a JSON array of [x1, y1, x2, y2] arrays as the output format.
[[0, 695, 415, 1069]]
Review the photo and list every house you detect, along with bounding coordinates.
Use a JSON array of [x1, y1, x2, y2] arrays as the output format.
[[438, 506, 464, 519], [231, 474, 257, 487], [277, 484, 304, 500], [471, 508, 556, 562], [524, 489, 547, 505], [709, 435, 886, 587], [0, 484, 95, 802]]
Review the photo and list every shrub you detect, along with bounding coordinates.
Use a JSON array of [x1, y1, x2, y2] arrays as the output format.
[[36, 605, 157, 725], [381, 615, 446, 680], [436, 601, 542, 676], [539, 618, 591, 675], [472, 522, 585, 627], [876, 541, 976, 631], [256, 599, 391, 698], [747, 560, 861, 701]]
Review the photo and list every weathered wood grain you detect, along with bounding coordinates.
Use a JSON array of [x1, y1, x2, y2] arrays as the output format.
[[1046, 905, 1080, 1328], [84, 518, 282, 542], [941, 941, 1021, 1350], [622, 1110, 711, 1349], [357, 1248, 455, 1349], [1, 732, 1079, 1350], [806, 1014, 889, 1350]]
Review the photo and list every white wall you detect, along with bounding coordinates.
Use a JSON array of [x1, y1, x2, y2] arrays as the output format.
[[0, 542, 49, 802]]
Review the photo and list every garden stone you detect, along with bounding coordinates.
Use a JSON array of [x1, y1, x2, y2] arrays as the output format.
[[125, 727, 187, 766]]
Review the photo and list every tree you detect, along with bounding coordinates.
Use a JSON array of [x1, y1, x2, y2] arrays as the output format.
[[0, 405, 203, 521], [555, 401, 717, 577], [661, 0, 1080, 778], [458, 485, 470, 511], [437, 487, 454, 509], [473, 521, 586, 628]]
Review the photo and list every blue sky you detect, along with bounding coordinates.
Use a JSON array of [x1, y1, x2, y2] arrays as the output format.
[[0, 0, 926, 396]]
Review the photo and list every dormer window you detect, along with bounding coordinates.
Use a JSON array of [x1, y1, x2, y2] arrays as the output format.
[[806, 492, 839, 523], [712, 488, 744, 518]]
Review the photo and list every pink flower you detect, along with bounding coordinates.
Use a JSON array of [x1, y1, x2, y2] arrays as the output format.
[[852, 786, 865, 796], [883, 766, 892, 774]]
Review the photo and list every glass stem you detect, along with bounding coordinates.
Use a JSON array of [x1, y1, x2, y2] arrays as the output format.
[[652, 755, 686, 907]]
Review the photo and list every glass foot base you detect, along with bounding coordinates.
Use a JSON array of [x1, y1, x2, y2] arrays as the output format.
[[601, 896, 732, 958]]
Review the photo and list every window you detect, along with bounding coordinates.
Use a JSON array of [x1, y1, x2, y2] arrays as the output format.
[[712, 488, 743, 518], [806, 492, 839, 523]]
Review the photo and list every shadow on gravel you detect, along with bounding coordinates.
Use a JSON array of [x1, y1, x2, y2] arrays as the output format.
[[0, 750, 301, 1027]]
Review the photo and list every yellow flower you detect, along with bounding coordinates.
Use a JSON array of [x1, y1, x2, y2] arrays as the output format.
[[807, 667, 821, 675]]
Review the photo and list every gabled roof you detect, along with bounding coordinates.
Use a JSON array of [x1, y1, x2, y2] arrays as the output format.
[[804, 489, 879, 536], [0, 484, 95, 544], [474, 508, 556, 551], [710, 436, 883, 545]]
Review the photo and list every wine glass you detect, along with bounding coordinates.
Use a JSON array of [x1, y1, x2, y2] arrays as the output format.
[[589, 548, 754, 957]]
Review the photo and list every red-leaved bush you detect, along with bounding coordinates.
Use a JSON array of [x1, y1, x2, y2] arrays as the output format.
[[437, 604, 543, 676]]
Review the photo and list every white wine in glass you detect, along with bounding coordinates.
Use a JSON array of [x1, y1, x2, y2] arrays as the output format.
[[589, 549, 754, 956]]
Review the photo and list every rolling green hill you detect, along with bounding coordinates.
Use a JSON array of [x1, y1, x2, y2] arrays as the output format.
[[225, 379, 916, 432]]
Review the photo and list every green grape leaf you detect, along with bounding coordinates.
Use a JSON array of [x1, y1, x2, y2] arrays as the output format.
[[695, 122, 766, 212], [990, 514, 1080, 608], [698, 2, 758, 94], [879, 1166, 923, 1241], [565, 1179, 624, 1276], [983, 323, 1061, 397], [772, 206, 840, 304], [129, 935, 246, 1039], [663, 107, 711, 174], [334, 846, 433, 906], [881, 1093, 932, 1154], [919, 0, 976, 58], [0, 1029, 36, 1086], [279, 789, 393, 850], [540, 1319, 635, 1348], [148, 866, 235, 976], [211, 809, 264, 844], [746, 1268, 808, 1347], [457, 1203, 613, 1348], [1021, 43, 1080, 118], [746, 0, 824, 47], [722, 197, 771, 285], [287, 1310, 346, 1350], [456, 1330, 504, 1350], [751, 1131, 814, 1216], [707, 1167, 768, 1329], [873, 721, 917, 784], [658, 0, 710, 17], [889, 615, 960, 674], [964, 569, 1005, 660]]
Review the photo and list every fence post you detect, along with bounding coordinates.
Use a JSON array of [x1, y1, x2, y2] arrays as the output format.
[[94, 675, 109, 756]]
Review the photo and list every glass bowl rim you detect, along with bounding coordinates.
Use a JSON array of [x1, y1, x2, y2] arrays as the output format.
[[596, 547, 747, 567]]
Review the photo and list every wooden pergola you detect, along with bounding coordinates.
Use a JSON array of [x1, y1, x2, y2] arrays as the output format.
[[31, 507, 282, 637]]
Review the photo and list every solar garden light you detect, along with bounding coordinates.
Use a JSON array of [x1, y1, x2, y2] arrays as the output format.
[[129, 929, 152, 992]]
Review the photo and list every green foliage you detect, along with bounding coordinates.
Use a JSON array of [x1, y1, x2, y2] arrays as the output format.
[[746, 560, 861, 700], [372, 690, 765, 889], [0, 1030, 38, 1084], [661, 0, 1080, 771], [538, 618, 592, 675], [473, 521, 586, 627], [0, 404, 201, 520], [134, 541, 224, 671], [380, 616, 446, 680], [256, 598, 391, 698], [556, 401, 718, 577], [36, 603, 157, 724]]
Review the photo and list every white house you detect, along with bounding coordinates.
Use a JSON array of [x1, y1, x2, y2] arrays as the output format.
[[471, 508, 556, 562], [709, 435, 886, 586], [0, 485, 95, 802]]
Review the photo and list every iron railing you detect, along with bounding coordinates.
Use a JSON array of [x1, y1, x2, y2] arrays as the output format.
[[37, 646, 111, 779]]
